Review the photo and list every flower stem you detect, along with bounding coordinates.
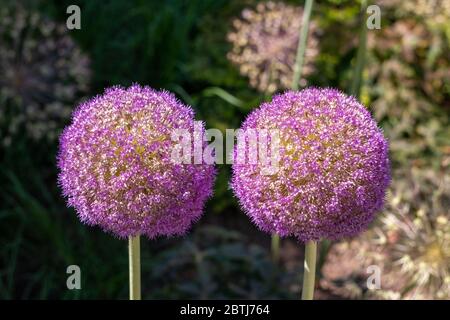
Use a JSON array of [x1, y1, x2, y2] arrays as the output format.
[[129, 235, 141, 300], [301, 240, 317, 300], [317, 239, 331, 276], [291, 0, 314, 91], [350, 0, 368, 98], [271, 234, 280, 263]]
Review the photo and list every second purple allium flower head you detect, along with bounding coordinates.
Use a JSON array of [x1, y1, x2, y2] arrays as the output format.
[[231, 88, 390, 242], [58, 85, 216, 238]]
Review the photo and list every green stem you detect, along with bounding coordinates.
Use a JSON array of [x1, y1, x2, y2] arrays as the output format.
[[350, 0, 368, 98], [291, 0, 314, 90], [129, 235, 141, 300], [317, 239, 332, 277], [271, 234, 280, 263], [301, 241, 317, 300]]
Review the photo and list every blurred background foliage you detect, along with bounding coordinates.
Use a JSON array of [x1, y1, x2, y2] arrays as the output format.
[[0, 0, 448, 299]]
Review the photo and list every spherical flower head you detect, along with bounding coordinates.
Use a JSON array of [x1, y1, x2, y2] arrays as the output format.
[[0, 5, 90, 144], [321, 166, 449, 300], [379, 210, 450, 299], [227, 1, 319, 93], [373, 167, 450, 299], [57, 85, 216, 239], [231, 88, 390, 242]]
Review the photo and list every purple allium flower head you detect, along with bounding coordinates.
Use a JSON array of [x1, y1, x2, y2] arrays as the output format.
[[231, 88, 390, 242], [0, 5, 90, 144], [57, 85, 216, 239], [227, 1, 319, 93]]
